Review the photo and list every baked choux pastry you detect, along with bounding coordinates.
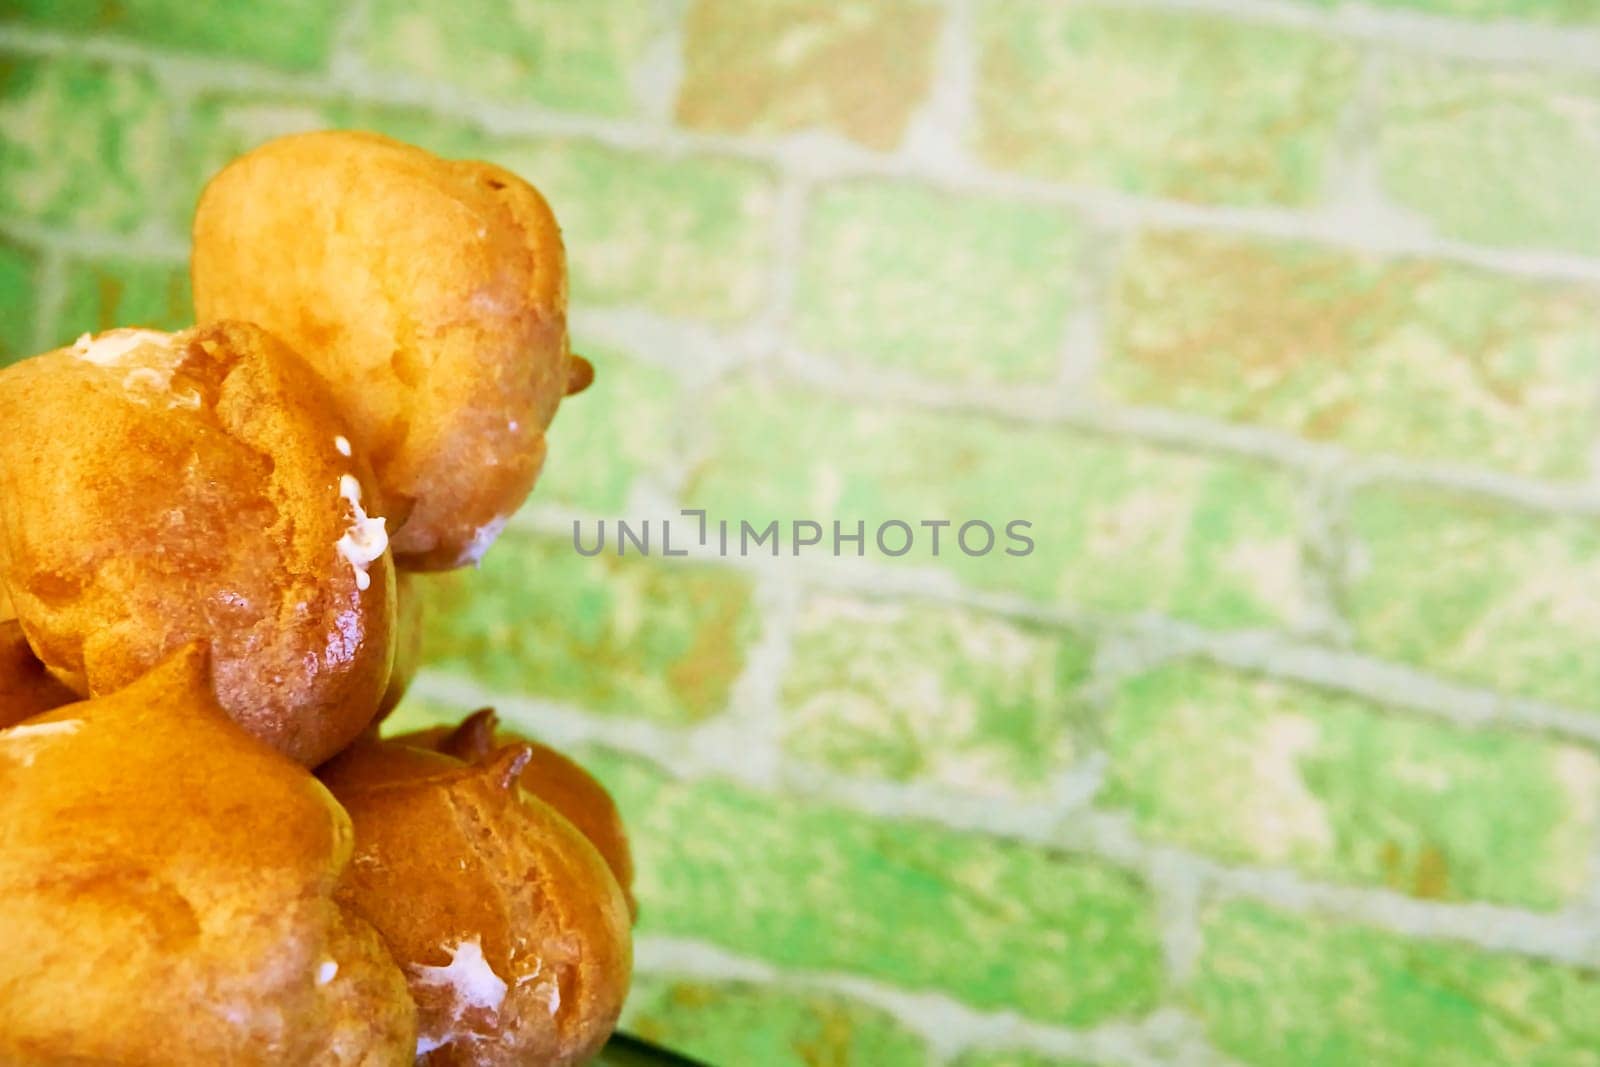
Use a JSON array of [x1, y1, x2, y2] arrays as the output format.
[[319, 735, 633, 1065], [0, 645, 416, 1065], [399, 709, 636, 917], [0, 323, 396, 766], [0, 620, 76, 729], [192, 130, 588, 571]]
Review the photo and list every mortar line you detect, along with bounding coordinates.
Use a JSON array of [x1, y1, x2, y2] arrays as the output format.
[[569, 305, 761, 381], [0, 220, 189, 264], [797, 769, 1600, 971], [413, 667, 1600, 973], [5, 0, 1597, 89], [694, 561, 800, 788], [1292, 470, 1357, 648], [900, 0, 977, 176], [750, 172, 809, 361], [766, 348, 1600, 517], [1055, 222, 1123, 399], [1579, 780, 1600, 922], [1096, 0, 1600, 73], [554, 308, 1600, 525], [1583, 286, 1600, 487], [631, 935, 1177, 1066], [506, 501, 1600, 750], [6, 26, 1600, 287], [327, 0, 375, 83], [27, 244, 69, 355], [635, 0, 688, 127], [141, 67, 204, 248]]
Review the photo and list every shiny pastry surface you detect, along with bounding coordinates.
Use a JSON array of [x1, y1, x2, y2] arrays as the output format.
[[399, 709, 637, 917], [193, 130, 583, 571], [0, 646, 416, 1065], [3, 127, 632, 1064], [320, 734, 633, 1066], [0, 322, 396, 766]]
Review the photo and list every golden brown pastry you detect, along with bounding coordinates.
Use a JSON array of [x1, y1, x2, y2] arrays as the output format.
[[400, 710, 636, 917], [192, 130, 587, 571], [0, 620, 76, 729], [0, 645, 416, 1065], [319, 735, 632, 1065], [0, 323, 396, 766]]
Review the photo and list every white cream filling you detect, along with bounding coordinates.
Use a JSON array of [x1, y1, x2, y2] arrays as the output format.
[[514, 960, 562, 1016], [120, 365, 175, 393], [458, 515, 510, 567], [73, 330, 198, 408], [72, 329, 171, 366], [411, 938, 508, 1053], [335, 475, 388, 592]]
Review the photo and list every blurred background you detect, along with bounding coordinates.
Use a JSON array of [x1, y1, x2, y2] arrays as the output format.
[[6, 1, 1600, 1064]]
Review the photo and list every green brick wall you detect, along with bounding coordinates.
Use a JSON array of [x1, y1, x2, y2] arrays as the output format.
[[7, 2, 1600, 1065]]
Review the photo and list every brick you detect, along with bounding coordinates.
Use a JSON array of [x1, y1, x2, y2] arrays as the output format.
[[0, 239, 37, 368], [974, 3, 1358, 207], [796, 180, 1085, 383], [540, 344, 682, 515], [183, 96, 777, 322], [685, 380, 1306, 630], [780, 593, 1093, 798], [54, 256, 191, 345], [1377, 60, 1600, 256], [0, 57, 172, 234], [1104, 231, 1600, 479], [676, 0, 942, 151], [416, 531, 759, 725], [583, 748, 1166, 1026], [621, 978, 928, 1067], [2, 0, 339, 71], [1194, 901, 1600, 1065], [363, 0, 653, 116], [1345, 486, 1600, 711], [1102, 661, 1600, 909]]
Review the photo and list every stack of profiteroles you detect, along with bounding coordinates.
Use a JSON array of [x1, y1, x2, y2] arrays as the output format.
[[0, 131, 633, 1067]]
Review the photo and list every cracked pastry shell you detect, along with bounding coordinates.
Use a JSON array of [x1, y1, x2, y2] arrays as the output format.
[[192, 130, 585, 571], [319, 735, 632, 1066], [0, 322, 396, 766], [397, 709, 636, 918]]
